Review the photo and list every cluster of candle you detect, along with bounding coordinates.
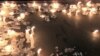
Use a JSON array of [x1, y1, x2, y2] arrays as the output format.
[[26, 1, 100, 20], [0, 1, 99, 56], [25, 26, 35, 48], [0, 1, 38, 56]]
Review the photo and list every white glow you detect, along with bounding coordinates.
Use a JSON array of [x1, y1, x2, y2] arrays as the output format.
[[9, 12, 14, 16], [90, 8, 97, 14], [0, 38, 8, 47], [37, 48, 42, 55], [10, 2, 17, 9], [43, 3, 48, 6], [40, 14, 46, 18], [2, 45, 14, 53], [92, 29, 99, 40], [7, 29, 18, 38], [50, 9, 56, 13], [0, 11, 6, 16], [86, 1, 92, 7], [62, 9, 67, 14], [51, 2, 60, 9], [20, 13, 26, 19], [32, 1, 39, 8]]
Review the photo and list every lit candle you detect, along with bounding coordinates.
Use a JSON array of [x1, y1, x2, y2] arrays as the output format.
[[90, 7, 97, 15], [20, 13, 26, 19], [31, 26, 35, 34], [39, 14, 46, 19], [30, 33, 35, 48], [7, 29, 18, 39], [32, 1, 40, 9], [25, 28, 30, 43], [50, 1, 60, 9], [50, 9, 56, 13], [2, 45, 14, 54], [92, 29, 99, 37], [86, 1, 92, 7], [37, 48, 42, 56], [0, 38, 8, 47], [10, 2, 17, 9], [62, 9, 67, 14], [77, 1, 82, 9]]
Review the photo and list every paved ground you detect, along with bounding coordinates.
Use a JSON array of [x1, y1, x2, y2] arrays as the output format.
[[26, 12, 100, 56]]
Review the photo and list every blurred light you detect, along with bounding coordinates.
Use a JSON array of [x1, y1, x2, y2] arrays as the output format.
[[9, 12, 14, 16], [0, 38, 8, 47], [51, 2, 60, 9], [40, 14, 46, 18], [92, 29, 99, 40], [50, 9, 56, 13], [20, 13, 26, 19], [7, 29, 18, 38], [37, 48, 42, 55], [43, 3, 48, 6], [10, 3, 17, 9], [62, 9, 67, 14], [0, 11, 6, 16], [86, 1, 92, 7], [32, 1, 39, 8], [2, 45, 14, 53]]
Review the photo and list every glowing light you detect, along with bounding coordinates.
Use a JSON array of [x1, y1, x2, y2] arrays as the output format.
[[30, 33, 35, 48], [82, 7, 88, 15], [43, 3, 48, 6], [50, 9, 56, 13], [82, 7, 88, 12], [0, 11, 6, 16], [62, 9, 67, 14], [10, 2, 17, 9], [20, 13, 26, 19], [31, 26, 35, 33], [90, 8, 97, 14], [2, 45, 14, 53], [37, 48, 42, 56], [9, 12, 14, 16], [7, 29, 18, 38], [40, 14, 46, 18], [86, 1, 92, 7], [75, 10, 81, 16], [67, 12, 72, 17], [51, 2, 60, 9], [92, 29, 99, 40], [25, 28, 30, 43], [32, 1, 39, 8], [0, 38, 8, 47]]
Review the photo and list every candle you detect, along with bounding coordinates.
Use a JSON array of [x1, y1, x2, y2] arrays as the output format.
[[92, 29, 99, 37], [0, 38, 8, 47], [30, 33, 35, 48], [25, 28, 30, 43], [37, 48, 42, 56], [7, 29, 18, 39], [39, 14, 46, 19], [20, 13, 26, 19], [2, 45, 14, 54], [86, 1, 92, 7], [31, 26, 35, 34], [62, 9, 67, 14], [50, 9, 56, 13], [50, 2, 60, 9]]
